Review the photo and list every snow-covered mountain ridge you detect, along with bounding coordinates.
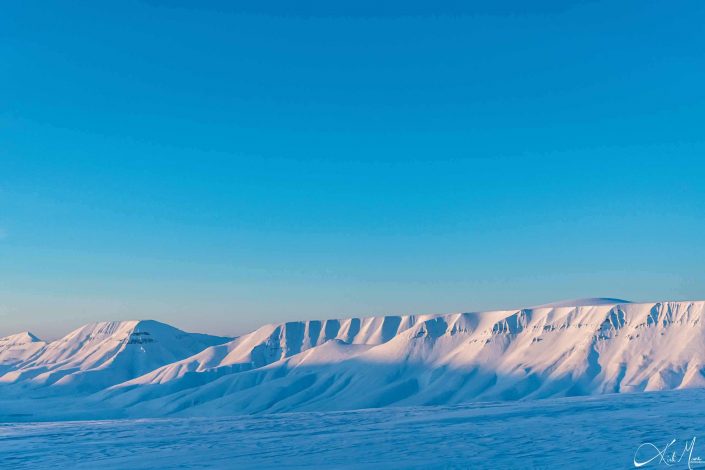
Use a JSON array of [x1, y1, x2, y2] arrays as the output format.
[[0, 320, 231, 394], [0, 331, 46, 375], [3, 299, 705, 420]]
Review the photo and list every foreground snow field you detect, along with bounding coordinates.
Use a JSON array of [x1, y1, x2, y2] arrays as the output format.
[[2, 388, 705, 469]]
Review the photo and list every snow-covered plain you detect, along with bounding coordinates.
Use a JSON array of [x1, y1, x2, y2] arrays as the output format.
[[2, 388, 705, 469]]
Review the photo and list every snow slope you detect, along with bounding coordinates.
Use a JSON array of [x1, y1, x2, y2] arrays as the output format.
[[0, 321, 230, 394]]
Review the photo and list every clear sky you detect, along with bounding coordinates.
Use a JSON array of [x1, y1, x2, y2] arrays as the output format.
[[2, 1, 705, 339]]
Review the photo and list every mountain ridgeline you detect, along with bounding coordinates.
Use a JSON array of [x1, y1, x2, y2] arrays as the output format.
[[2, 299, 705, 420]]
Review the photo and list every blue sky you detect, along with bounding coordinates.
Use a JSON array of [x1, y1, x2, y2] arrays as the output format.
[[2, 1, 705, 338]]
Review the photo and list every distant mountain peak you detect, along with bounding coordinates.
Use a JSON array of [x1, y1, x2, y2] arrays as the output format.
[[0, 331, 42, 345]]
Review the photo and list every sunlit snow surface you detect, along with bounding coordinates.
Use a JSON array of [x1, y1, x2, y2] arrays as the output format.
[[3, 388, 705, 469]]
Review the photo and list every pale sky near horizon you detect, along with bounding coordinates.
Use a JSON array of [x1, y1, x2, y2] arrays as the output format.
[[2, 1, 705, 339]]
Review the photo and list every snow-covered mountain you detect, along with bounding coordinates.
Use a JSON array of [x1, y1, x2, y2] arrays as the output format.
[[0, 320, 230, 393], [5, 299, 705, 420], [0, 332, 45, 375], [97, 299, 705, 417]]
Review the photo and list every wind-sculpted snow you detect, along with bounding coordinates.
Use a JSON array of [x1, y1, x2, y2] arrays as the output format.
[[3, 299, 705, 421]]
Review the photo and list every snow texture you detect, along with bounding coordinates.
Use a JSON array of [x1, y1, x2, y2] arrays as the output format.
[[2, 387, 705, 469]]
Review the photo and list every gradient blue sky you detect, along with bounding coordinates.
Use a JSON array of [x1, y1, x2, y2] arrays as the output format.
[[2, 1, 705, 339]]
